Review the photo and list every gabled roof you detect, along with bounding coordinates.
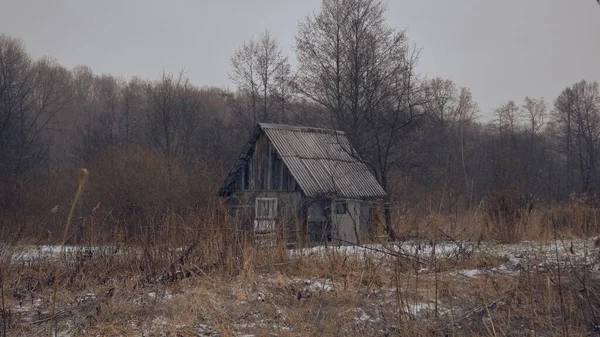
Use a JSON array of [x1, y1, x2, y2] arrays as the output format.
[[218, 123, 387, 199]]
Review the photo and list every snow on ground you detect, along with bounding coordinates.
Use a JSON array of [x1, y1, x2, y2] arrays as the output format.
[[290, 240, 467, 260], [3, 237, 599, 336], [453, 269, 483, 278], [5, 245, 121, 263], [3, 235, 598, 288], [291, 236, 600, 280], [408, 302, 436, 315], [3, 244, 189, 264], [302, 279, 334, 293], [5, 236, 598, 273]]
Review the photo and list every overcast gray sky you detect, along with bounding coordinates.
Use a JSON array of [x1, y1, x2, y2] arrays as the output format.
[[1, 0, 599, 118]]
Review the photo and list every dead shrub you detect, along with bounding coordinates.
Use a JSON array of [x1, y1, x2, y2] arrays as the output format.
[[87, 146, 189, 212], [484, 188, 533, 243], [543, 202, 600, 238], [0, 170, 81, 242], [85, 146, 192, 243]]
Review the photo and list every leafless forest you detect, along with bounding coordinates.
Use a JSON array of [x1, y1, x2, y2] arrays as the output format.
[[1, 0, 600, 336]]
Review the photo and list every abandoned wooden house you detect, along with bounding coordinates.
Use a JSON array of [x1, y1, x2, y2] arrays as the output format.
[[218, 123, 387, 246]]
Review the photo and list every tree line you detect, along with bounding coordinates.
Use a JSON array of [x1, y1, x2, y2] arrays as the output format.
[[1, 0, 599, 237]]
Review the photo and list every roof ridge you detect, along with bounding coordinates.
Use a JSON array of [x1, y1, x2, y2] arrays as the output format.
[[258, 123, 345, 135]]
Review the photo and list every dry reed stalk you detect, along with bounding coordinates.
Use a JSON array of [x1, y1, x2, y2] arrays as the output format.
[[552, 224, 568, 337], [526, 261, 537, 337], [1, 267, 5, 337], [50, 168, 88, 335], [483, 299, 498, 337], [432, 218, 439, 317]]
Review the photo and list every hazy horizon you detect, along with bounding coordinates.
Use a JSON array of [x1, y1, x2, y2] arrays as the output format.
[[2, 0, 599, 119]]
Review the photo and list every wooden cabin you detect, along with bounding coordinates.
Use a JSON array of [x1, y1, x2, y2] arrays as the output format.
[[218, 123, 387, 246]]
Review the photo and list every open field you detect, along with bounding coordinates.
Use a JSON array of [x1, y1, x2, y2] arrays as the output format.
[[1, 235, 600, 336], [2, 0, 600, 335]]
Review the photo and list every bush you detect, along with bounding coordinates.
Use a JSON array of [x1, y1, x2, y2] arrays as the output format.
[[543, 202, 600, 238], [484, 188, 533, 243], [85, 146, 192, 242]]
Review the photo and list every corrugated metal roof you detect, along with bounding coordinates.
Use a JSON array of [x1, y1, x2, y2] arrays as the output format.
[[218, 123, 387, 199]]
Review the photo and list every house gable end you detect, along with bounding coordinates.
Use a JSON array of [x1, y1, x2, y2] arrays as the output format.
[[218, 127, 302, 197], [217, 123, 387, 199]]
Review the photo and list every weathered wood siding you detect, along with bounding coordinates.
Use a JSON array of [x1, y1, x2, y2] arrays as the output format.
[[231, 133, 301, 193], [226, 131, 380, 247], [228, 133, 305, 245], [331, 199, 371, 245]]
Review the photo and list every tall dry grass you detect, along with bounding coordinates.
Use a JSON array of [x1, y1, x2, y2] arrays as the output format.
[[2, 151, 600, 335], [1, 199, 600, 335], [391, 194, 600, 244], [50, 168, 88, 335]]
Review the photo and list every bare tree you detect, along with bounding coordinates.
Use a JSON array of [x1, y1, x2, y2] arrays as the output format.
[[95, 74, 123, 148], [295, 0, 424, 238], [256, 31, 289, 122], [0, 38, 72, 171], [72, 66, 103, 161], [422, 78, 479, 210], [520, 97, 546, 189], [230, 39, 259, 124], [424, 78, 458, 127], [554, 80, 600, 192], [145, 71, 231, 164], [272, 55, 293, 123], [72, 72, 147, 161], [230, 31, 291, 124], [494, 100, 522, 136], [119, 77, 145, 148], [0, 35, 72, 208], [146, 71, 185, 159], [25, 57, 72, 159], [522, 96, 546, 138]]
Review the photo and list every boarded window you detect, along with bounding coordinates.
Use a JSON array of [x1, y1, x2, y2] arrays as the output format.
[[255, 197, 277, 219], [254, 197, 277, 239]]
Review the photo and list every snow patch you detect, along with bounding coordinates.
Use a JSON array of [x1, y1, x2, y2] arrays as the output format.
[[454, 269, 483, 278]]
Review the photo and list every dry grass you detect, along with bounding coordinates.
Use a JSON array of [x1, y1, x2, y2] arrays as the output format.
[[393, 196, 600, 245], [2, 175, 600, 335], [1, 230, 600, 336]]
